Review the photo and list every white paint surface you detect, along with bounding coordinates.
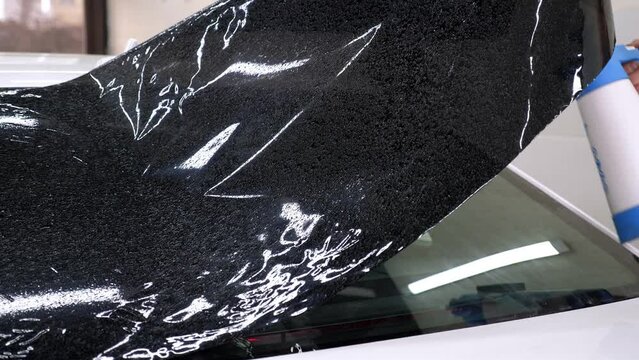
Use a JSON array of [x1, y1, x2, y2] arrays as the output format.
[[262, 298, 639, 360]]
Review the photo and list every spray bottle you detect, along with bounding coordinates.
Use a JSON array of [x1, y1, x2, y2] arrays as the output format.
[[578, 44, 639, 256]]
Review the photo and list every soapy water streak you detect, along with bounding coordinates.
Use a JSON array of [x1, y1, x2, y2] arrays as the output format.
[[0, 319, 46, 359], [182, 59, 310, 107], [519, 0, 544, 150], [90, 0, 258, 141], [94, 294, 159, 360], [572, 64, 583, 97], [163, 297, 214, 324], [336, 24, 381, 77], [182, 0, 244, 103], [111, 202, 393, 359], [204, 110, 305, 198]]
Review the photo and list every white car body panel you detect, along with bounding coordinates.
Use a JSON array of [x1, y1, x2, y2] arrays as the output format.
[[0, 53, 110, 88], [267, 298, 639, 360]]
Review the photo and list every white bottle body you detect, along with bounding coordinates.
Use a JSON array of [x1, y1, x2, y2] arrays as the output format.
[[578, 79, 639, 256]]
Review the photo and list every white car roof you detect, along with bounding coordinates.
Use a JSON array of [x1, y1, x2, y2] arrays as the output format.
[[0, 52, 112, 88]]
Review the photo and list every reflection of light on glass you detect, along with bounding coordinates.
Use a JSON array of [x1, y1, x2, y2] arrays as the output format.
[[0, 0, 5, 21], [0, 287, 122, 316], [408, 241, 567, 295], [41, 0, 51, 14]]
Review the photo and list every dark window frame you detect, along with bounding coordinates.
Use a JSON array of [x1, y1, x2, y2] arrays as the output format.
[[84, 0, 107, 54]]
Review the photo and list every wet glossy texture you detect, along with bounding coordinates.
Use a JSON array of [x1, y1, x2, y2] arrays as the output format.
[[0, 0, 610, 359]]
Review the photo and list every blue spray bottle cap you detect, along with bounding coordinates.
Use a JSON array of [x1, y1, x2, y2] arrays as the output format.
[[580, 45, 639, 98]]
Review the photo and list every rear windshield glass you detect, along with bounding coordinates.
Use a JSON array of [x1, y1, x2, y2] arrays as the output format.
[[197, 169, 639, 359]]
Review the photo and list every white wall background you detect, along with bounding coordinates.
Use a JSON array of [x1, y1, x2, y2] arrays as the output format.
[[513, 0, 639, 235], [106, 0, 215, 54]]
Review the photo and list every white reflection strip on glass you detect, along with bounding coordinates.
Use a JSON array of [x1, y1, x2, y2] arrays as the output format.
[[408, 241, 562, 295]]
